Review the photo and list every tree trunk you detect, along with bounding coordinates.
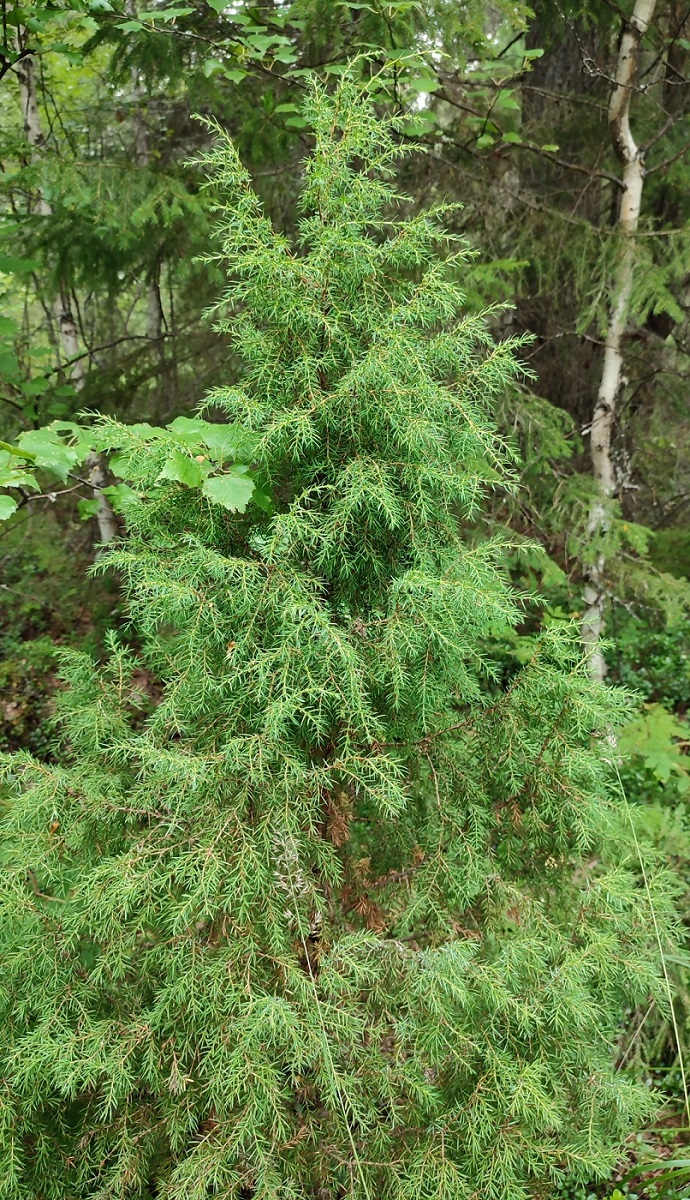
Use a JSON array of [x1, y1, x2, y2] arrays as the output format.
[[582, 0, 657, 680], [127, 0, 164, 344]]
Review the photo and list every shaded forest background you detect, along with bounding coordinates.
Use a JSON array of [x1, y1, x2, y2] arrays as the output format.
[[4, 1, 690, 1194]]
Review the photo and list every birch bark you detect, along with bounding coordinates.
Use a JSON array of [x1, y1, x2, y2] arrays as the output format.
[[582, 0, 657, 679]]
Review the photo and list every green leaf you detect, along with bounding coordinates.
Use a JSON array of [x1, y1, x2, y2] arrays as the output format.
[[404, 113, 438, 136], [166, 416, 209, 443], [0, 440, 37, 462], [476, 134, 495, 149], [22, 377, 51, 398], [407, 76, 441, 94], [201, 423, 256, 462], [201, 472, 254, 512], [78, 497, 102, 521], [131, 6, 194, 19], [102, 483, 140, 512], [495, 89, 520, 111], [202, 57, 226, 77], [541, 143, 560, 153], [15, 431, 79, 482], [159, 450, 205, 488], [250, 485, 273, 513], [501, 131, 522, 144], [0, 495, 18, 521], [0, 464, 38, 489], [129, 422, 164, 438]]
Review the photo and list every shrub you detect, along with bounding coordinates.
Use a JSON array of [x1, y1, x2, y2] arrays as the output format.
[[0, 77, 676, 1200]]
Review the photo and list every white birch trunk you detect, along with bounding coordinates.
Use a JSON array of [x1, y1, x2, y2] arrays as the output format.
[[16, 41, 117, 544], [582, 0, 657, 680]]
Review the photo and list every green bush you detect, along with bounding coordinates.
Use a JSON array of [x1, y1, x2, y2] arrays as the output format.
[[0, 78, 678, 1200], [0, 509, 117, 757]]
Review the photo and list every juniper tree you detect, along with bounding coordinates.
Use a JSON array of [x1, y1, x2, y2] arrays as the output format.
[[0, 78, 677, 1200]]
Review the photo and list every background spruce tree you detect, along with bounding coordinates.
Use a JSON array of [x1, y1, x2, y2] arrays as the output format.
[[0, 78, 678, 1200]]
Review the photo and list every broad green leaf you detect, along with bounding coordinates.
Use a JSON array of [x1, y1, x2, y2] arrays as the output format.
[[202, 57, 225, 77], [0, 495, 18, 520], [201, 472, 254, 512], [128, 423, 162, 437], [167, 416, 210, 443], [0, 440, 36, 462], [78, 497, 102, 521], [22, 377, 51, 398], [495, 89, 520, 111], [102, 483, 140, 512], [0, 464, 38, 489], [245, 33, 290, 53], [404, 113, 438, 135], [251, 485, 273, 513], [40, 421, 93, 462], [129, 6, 194, 19], [15, 431, 79, 482], [108, 453, 129, 477], [201, 423, 257, 461], [407, 76, 441, 93], [159, 450, 205, 488], [270, 48, 298, 64]]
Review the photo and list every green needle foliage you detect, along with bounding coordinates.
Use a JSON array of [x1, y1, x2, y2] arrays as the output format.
[[0, 77, 678, 1200]]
